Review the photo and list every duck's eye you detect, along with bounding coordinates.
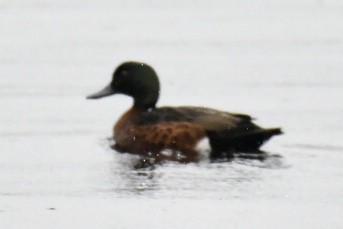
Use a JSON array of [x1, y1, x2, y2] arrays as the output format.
[[121, 70, 128, 77]]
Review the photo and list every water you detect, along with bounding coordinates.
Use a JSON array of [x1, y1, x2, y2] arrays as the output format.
[[1, 0, 343, 228]]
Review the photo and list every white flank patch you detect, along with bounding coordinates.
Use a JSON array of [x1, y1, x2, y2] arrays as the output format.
[[195, 137, 211, 159]]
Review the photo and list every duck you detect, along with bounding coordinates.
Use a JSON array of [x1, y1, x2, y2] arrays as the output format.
[[87, 61, 282, 163]]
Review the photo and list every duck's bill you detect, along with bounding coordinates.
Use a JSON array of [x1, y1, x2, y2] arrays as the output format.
[[86, 84, 116, 99]]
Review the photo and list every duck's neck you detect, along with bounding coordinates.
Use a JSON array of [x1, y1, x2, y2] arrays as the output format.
[[132, 90, 158, 110], [133, 103, 156, 111]]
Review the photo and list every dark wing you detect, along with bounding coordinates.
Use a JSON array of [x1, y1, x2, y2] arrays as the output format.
[[136, 106, 255, 132]]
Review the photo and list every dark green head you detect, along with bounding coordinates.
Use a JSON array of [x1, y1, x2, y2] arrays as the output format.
[[87, 61, 160, 109]]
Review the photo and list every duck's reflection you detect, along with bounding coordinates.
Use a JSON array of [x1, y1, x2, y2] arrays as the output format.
[[106, 149, 286, 198], [107, 156, 161, 196]]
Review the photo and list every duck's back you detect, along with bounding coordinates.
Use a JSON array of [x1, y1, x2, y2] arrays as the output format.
[[137, 106, 282, 155], [137, 106, 257, 132]]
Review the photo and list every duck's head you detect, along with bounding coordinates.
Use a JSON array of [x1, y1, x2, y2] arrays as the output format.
[[87, 61, 160, 110]]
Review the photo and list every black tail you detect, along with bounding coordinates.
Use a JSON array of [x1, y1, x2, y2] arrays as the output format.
[[208, 127, 283, 157]]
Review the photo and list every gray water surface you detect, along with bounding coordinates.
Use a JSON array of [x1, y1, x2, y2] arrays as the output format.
[[1, 0, 342, 228]]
